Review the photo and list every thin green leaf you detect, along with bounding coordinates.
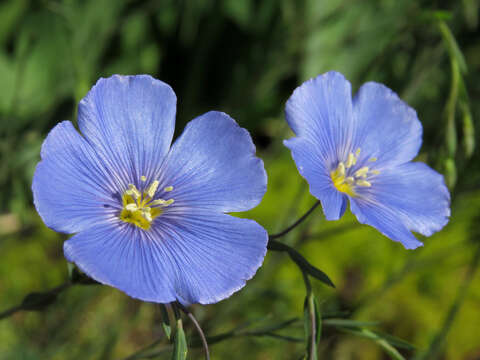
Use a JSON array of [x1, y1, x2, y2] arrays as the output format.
[[268, 240, 335, 287], [444, 158, 457, 188], [437, 20, 467, 74], [444, 57, 460, 158], [160, 304, 172, 341], [323, 318, 379, 328], [372, 331, 416, 351], [303, 292, 320, 360], [20, 291, 58, 311], [172, 319, 188, 360], [460, 98, 475, 158], [339, 328, 407, 360]]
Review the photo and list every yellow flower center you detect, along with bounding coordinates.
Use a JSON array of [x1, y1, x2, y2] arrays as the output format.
[[330, 148, 379, 197], [119, 177, 174, 230]]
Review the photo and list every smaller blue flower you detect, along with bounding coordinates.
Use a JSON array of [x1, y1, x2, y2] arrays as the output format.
[[32, 75, 268, 305], [284, 71, 450, 249]]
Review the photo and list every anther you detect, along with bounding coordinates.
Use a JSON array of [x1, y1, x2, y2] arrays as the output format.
[[354, 167, 369, 178], [140, 175, 147, 182], [346, 153, 355, 168], [337, 162, 346, 177], [146, 180, 160, 198], [127, 184, 141, 199], [149, 198, 175, 207], [356, 180, 372, 187], [125, 203, 138, 211], [143, 209, 153, 222], [121, 182, 176, 230]]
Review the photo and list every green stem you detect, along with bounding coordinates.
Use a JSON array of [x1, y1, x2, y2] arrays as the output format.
[[269, 201, 321, 240]]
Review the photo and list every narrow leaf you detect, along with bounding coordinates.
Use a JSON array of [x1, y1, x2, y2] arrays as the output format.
[[460, 98, 475, 157], [373, 331, 416, 351], [20, 291, 58, 311], [339, 327, 407, 360], [160, 304, 172, 341], [303, 292, 320, 360], [268, 240, 335, 287], [172, 319, 188, 360], [323, 318, 379, 328], [437, 20, 467, 73]]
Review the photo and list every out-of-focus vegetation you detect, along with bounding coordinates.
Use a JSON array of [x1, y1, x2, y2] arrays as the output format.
[[0, 0, 479, 359]]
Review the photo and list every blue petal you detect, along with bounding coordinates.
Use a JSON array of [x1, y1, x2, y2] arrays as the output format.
[[64, 221, 178, 304], [64, 211, 268, 305], [350, 162, 450, 249], [157, 111, 267, 213], [285, 71, 354, 164], [32, 121, 121, 233], [283, 137, 346, 220], [78, 75, 177, 182], [159, 211, 268, 305], [352, 82, 422, 168]]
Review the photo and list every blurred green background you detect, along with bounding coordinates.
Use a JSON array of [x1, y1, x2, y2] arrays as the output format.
[[0, 0, 479, 359]]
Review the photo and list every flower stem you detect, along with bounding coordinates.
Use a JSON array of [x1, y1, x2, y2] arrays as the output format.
[[176, 302, 210, 360], [269, 200, 321, 240], [0, 281, 72, 321]]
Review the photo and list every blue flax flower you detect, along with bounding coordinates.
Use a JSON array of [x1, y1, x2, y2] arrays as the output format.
[[284, 71, 450, 249], [32, 75, 268, 305]]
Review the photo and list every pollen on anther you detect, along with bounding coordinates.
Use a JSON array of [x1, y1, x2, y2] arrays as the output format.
[[146, 180, 160, 198], [164, 186, 174, 192], [354, 167, 369, 178], [346, 153, 355, 168], [140, 175, 147, 182], [125, 203, 138, 211], [127, 184, 141, 199], [356, 180, 372, 187]]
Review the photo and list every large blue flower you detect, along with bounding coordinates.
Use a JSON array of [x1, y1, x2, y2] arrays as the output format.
[[32, 75, 268, 305], [284, 71, 450, 249]]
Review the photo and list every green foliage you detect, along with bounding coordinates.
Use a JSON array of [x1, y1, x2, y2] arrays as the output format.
[[0, 0, 479, 359], [172, 319, 188, 360]]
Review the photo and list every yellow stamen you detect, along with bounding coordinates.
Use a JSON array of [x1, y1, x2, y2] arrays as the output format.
[[125, 203, 138, 211], [356, 180, 371, 187], [120, 180, 175, 230], [127, 184, 141, 199], [330, 148, 377, 195], [146, 180, 159, 198], [354, 166, 369, 178], [331, 163, 356, 197], [337, 162, 346, 177], [345, 153, 355, 168]]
